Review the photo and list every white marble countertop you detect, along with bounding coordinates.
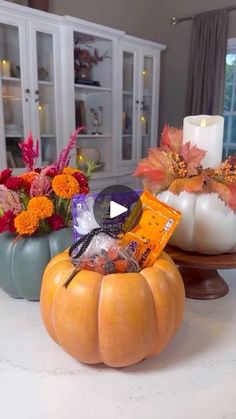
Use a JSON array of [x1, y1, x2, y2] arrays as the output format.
[[0, 270, 236, 419]]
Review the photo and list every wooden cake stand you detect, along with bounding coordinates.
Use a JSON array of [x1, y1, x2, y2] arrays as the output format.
[[166, 246, 236, 300]]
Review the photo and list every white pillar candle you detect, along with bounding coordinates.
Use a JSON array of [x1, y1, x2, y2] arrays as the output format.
[[183, 115, 224, 168], [1, 60, 11, 77]]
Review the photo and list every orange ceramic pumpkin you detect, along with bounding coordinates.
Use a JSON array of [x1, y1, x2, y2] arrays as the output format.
[[40, 250, 185, 367]]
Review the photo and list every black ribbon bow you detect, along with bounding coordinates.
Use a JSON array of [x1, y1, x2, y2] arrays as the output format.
[[64, 227, 122, 288]]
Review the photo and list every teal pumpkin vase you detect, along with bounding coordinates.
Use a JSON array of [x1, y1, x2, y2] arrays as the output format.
[[0, 227, 73, 301]]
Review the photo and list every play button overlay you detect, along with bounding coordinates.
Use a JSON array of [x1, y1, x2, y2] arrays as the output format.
[[94, 185, 142, 233], [110, 201, 127, 219]]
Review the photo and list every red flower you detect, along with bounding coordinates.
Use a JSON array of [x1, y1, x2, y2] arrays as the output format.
[[73, 172, 88, 187], [47, 214, 64, 231], [0, 169, 12, 185], [5, 176, 24, 191], [45, 166, 58, 177], [34, 168, 42, 174], [80, 185, 90, 194], [20, 179, 31, 194], [0, 210, 16, 233]]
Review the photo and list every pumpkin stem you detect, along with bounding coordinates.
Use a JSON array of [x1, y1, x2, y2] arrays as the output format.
[[63, 266, 80, 288]]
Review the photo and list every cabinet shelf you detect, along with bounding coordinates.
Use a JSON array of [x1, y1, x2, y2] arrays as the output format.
[[5, 134, 23, 138], [38, 80, 54, 86], [78, 134, 111, 139], [75, 84, 111, 94], [123, 90, 133, 95], [1, 76, 21, 83]]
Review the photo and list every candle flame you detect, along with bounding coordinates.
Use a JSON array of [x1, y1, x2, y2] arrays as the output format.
[[200, 118, 207, 127]]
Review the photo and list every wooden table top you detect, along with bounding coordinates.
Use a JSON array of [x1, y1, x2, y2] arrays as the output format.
[[165, 245, 236, 270]]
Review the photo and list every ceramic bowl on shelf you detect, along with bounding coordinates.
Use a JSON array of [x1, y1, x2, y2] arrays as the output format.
[[78, 147, 100, 163]]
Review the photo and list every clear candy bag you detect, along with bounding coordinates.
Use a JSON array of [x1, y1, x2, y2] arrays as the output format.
[[70, 231, 140, 275]]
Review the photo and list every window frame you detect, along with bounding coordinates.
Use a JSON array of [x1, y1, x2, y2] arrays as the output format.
[[223, 38, 236, 157]]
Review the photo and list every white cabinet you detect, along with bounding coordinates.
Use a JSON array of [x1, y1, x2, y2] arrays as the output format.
[[0, 1, 165, 190], [119, 36, 165, 174], [60, 16, 123, 184], [0, 3, 62, 171], [60, 20, 165, 191]]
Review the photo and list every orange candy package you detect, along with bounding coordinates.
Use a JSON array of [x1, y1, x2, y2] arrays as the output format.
[[120, 191, 181, 269], [70, 191, 181, 275]]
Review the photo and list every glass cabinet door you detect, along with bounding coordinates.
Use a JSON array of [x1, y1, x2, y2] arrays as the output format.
[[140, 55, 154, 158], [34, 30, 58, 166], [0, 22, 27, 169], [73, 30, 113, 174], [121, 50, 136, 163]]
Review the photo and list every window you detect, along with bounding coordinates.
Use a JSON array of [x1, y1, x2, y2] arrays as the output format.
[[223, 38, 236, 158]]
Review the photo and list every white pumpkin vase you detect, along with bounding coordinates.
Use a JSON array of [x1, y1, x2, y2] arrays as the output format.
[[158, 191, 236, 255]]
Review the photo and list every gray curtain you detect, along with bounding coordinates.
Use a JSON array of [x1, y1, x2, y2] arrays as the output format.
[[186, 9, 228, 115]]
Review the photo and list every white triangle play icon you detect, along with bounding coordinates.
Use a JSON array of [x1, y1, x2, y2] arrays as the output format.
[[110, 200, 128, 219]]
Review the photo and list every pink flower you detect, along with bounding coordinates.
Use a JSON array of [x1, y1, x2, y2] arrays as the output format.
[[0, 169, 12, 185], [18, 132, 39, 171], [0, 185, 22, 215], [5, 176, 24, 191], [47, 214, 64, 231], [30, 172, 51, 197], [0, 210, 15, 233], [53, 127, 85, 174]]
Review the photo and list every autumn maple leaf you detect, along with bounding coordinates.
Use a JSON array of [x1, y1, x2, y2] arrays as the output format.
[[205, 178, 236, 212], [168, 173, 206, 195], [134, 148, 177, 192], [180, 142, 206, 176], [160, 124, 183, 154]]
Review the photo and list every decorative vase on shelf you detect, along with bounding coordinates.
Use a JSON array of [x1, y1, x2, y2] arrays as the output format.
[[77, 66, 91, 81], [28, 0, 49, 11], [0, 227, 73, 301]]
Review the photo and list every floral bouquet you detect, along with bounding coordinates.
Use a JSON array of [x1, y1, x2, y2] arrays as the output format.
[[134, 124, 236, 255], [134, 124, 236, 213], [0, 127, 90, 237]]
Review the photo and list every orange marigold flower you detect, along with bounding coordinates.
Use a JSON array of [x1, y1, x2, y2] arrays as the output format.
[[19, 171, 38, 186], [62, 166, 80, 175], [52, 174, 80, 199], [27, 196, 54, 219], [14, 211, 39, 235]]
